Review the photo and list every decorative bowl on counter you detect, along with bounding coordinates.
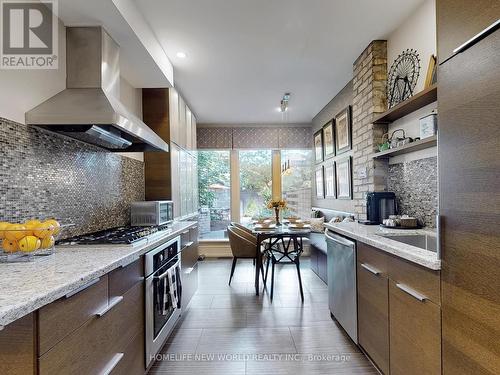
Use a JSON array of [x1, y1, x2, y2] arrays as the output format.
[[0, 219, 65, 262]]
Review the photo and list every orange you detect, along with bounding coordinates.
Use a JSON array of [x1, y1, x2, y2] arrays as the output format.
[[18, 236, 41, 252], [41, 236, 55, 249], [0, 222, 10, 239], [5, 224, 27, 241], [2, 238, 18, 253], [43, 219, 61, 235], [33, 223, 54, 239]]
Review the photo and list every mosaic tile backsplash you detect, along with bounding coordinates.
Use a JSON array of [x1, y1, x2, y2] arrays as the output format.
[[387, 157, 438, 228], [0, 117, 145, 238]]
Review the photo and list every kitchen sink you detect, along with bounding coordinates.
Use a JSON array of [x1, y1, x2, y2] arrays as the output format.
[[379, 234, 437, 252]]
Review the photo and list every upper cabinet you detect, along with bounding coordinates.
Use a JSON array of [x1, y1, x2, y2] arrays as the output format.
[[191, 113, 197, 152], [143, 88, 199, 218], [169, 88, 180, 145], [142, 88, 197, 152], [437, 0, 500, 63]]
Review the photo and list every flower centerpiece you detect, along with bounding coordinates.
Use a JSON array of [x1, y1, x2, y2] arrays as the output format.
[[267, 199, 287, 225]]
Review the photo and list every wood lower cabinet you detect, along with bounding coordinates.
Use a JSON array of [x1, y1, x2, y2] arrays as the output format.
[[38, 273, 145, 375], [0, 313, 36, 375], [181, 225, 199, 309], [356, 243, 441, 375], [38, 276, 108, 355], [0, 258, 145, 375], [357, 260, 390, 374], [389, 281, 441, 375]]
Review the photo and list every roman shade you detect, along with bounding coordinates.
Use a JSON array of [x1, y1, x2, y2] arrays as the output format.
[[197, 126, 312, 149]]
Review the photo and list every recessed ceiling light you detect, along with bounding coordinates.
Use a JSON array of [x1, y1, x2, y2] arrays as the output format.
[[176, 51, 187, 58]]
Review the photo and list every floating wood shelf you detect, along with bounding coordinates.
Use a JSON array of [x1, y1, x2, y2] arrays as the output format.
[[373, 84, 437, 124], [372, 135, 437, 158]]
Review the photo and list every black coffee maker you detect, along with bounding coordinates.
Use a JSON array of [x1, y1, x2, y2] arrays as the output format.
[[359, 192, 398, 225]]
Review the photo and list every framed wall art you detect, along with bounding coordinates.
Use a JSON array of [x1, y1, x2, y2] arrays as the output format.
[[322, 120, 335, 159], [336, 156, 352, 199], [315, 167, 324, 198], [335, 106, 352, 155], [324, 163, 336, 198], [314, 130, 323, 164]]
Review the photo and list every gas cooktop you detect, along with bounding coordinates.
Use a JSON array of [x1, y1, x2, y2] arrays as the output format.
[[57, 224, 172, 246]]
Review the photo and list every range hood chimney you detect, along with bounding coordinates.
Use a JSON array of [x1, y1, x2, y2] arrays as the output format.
[[26, 27, 168, 152]]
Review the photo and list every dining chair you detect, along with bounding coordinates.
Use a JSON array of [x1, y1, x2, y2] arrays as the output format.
[[264, 236, 305, 302], [227, 225, 266, 285]]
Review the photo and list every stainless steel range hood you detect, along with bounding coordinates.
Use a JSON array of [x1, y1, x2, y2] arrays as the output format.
[[26, 27, 168, 152]]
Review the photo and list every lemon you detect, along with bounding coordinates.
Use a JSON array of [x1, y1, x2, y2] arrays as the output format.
[[5, 224, 27, 241], [2, 239, 18, 253], [18, 236, 41, 252], [41, 236, 55, 249], [33, 223, 54, 239], [43, 219, 61, 236], [0, 222, 10, 239], [24, 219, 41, 236]]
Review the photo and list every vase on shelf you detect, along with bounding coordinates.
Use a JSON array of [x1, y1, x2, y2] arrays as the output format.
[[274, 208, 280, 225]]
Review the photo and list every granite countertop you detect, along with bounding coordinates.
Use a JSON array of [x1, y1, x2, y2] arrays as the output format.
[[324, 222, 440, 270], [0, 221, 196, 328]]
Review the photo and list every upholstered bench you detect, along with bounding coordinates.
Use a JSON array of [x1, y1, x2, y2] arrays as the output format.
[[308, 207, 355, 283]]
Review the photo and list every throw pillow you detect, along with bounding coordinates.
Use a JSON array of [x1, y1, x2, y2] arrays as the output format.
[[329, 216, 342, 223], [310, 217, 325, 233], [342, 216, 355, 222]]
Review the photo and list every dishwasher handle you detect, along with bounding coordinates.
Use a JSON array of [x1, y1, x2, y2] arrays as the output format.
[[325, 229, 356, 247]]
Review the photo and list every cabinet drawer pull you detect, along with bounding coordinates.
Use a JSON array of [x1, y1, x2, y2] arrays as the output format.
[[452, 19, 500, 55], [99, 352, 124, 375], [182, 241, 194, 250], [396, 283, 427, 302], [65, 277, 100, 298], [96, 296, 124, 317], [361, 263, 381, 276]]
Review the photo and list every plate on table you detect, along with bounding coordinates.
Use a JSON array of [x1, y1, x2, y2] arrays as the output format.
[[288, 223, 311, 230], [254, 224, 276, 230]]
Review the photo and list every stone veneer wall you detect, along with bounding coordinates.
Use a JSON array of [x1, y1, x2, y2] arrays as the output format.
[[351, 40, 389, 220], [0, 118, 145, 238], [388, 157, 438, 227]]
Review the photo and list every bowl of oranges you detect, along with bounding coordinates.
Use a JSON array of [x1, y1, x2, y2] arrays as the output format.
[[0, 219, 62, 262]]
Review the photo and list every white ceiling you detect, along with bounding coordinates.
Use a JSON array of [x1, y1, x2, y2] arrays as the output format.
[[135, 0, 424, 124]]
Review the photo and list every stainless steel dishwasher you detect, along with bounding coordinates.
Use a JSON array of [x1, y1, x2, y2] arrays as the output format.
[[325, 229, 357, 343]]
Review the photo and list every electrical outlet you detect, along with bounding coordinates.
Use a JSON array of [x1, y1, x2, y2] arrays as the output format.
[[356, 166, 367, 179]]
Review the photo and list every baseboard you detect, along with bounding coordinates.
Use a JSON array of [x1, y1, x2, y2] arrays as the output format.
[[199, 240, 232, 257]]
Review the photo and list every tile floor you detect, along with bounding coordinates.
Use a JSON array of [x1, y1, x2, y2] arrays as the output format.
[[149, 258, 377, 375]]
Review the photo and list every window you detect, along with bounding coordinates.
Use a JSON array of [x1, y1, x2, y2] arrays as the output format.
[[197, 148, 312, 241], [281, 150, 312, 219], [239, 150, 273, 225], [197, 151, 231, 239]]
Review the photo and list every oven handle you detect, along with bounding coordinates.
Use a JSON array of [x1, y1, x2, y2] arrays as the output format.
[[153, 259, 181, 280]]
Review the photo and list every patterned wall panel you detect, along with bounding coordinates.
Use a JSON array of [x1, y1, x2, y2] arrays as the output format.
[[196, 127, 233, 149], [278, 127, 312, 149], [196, 126, 312, 150], [0, 118, 145, 238], [232, 127, 279, 149]]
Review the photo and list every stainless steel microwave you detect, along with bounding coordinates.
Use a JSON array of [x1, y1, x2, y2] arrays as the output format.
[[131, 201, 174, 226]]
